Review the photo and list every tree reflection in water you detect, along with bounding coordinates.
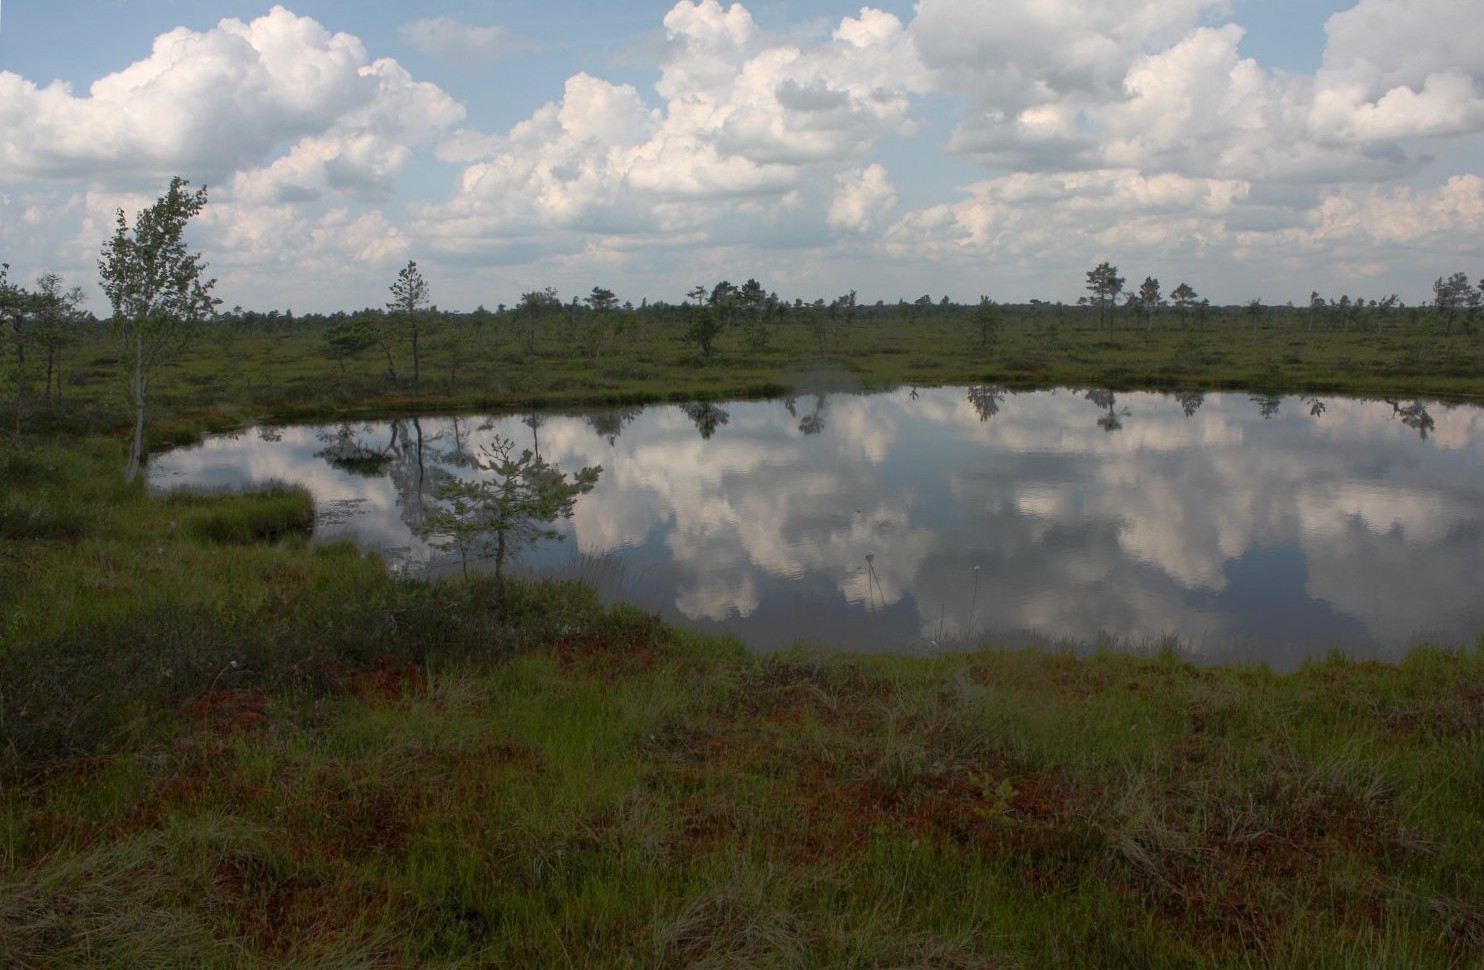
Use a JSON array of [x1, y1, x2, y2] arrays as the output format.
[[1386, 400, 1435, 439], [587, 408, 642, 446], [682, 402, 730, 440], [798, 394, 828, 435], [1086, 388, 1123, 432], [1252, 394, 1282, 420], [1176, 391, 1204, 418], [967, 386, 1005, 422]]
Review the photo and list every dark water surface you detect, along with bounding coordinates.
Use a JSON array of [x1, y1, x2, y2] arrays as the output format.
[[148, 388, 1484, 666]]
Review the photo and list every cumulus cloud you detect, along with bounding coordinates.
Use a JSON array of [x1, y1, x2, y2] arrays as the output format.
[[400, 17, 523, 64], [881, 169, 1249, 263], [3, 0, 1484, 309], [417, 1, 923, 259], [859, 164, 1484, 304], [910, 0, 1484, 190], [828, 163, 897, 233], [912, 0, 1229, 109], [1101, 26, 1297, 176], [416, 73, 668, 251], [1312, 0, 1484, 141], [0, 6, 471, 307], [1303, 175, 1484, 247], [0, 6, 462, 186], [0, 4, 467, 304], [911, 0, 1232, 166]]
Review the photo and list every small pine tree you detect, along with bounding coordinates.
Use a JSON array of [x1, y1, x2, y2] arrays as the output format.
[[418, 436, 601, 587]]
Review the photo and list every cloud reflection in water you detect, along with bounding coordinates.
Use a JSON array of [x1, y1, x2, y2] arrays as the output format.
[[148, 389, 1484, 666]]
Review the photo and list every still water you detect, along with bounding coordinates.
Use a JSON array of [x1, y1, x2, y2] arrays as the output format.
[[148, 388, 1484, 666]]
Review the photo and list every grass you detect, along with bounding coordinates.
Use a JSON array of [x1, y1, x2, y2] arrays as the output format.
[[3, 310, 1484, 965], [4, 570, 1483, 965], [36, 305, 1484, 454], [174, 483, 316, 545]]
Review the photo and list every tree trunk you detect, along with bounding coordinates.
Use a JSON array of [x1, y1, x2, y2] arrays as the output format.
[[126, 332, 147, 483], [12, 339, 22, 441], [494, 528, 508, 598], [10, 325, 24, 440], [411, 321, 420, 386]]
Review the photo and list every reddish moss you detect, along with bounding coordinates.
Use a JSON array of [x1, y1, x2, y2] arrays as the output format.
[[192, 689, 270, 734]]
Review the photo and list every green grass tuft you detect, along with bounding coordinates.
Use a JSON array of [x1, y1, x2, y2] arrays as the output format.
[[176, 484, 316, 545]]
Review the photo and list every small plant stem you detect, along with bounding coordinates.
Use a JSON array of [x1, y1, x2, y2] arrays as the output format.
[[968, 566, 981, 634]]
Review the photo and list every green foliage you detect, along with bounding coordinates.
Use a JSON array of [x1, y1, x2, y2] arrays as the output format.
[[387, 259, 432, 383], [11, 264, 1484, 433], [320, 315, 379, 373], [0, 263, 28, 436], [98, 177, 217, 481], [1134, 276, 1163, 329], [516, 286, 561, 356], [1171, 281, 1200, 327], [1433, 271, 1481, 334], [9, 262, 1484, 963], [584, 285, 618, 315], [683, 303, 722, 359], [419, 435, 601, 580], [972, 295, 1002, 351], [1086, 261, 1124, 328]]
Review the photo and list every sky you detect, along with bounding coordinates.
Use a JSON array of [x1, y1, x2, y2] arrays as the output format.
[[1, 0, 1481, 314]]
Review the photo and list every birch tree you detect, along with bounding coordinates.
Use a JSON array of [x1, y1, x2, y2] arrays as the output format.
[[98, 177, 217, 481], [1, 264, 30, 439]]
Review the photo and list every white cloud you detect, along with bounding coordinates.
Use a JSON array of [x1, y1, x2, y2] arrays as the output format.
[[912, 0, 1229, 107], [911, 0, 1232, 164], [914, 0, 1484, 190], [652, 1, 924, 171], [1314, 0, 1484, 143], [400, 17, 523, 64], [880, 169, 1249, 263], [0, 6, 463, 185], [1313, 71, 1484, 143], [418, 2, 923, 261], [3, 0, 1483, 309], [1299, 175, 1484, 248], [416, 73, 668, 249], [828, 163, 897, 233], [0, 7, 471, 308], [1102, 26, 1293, 174]]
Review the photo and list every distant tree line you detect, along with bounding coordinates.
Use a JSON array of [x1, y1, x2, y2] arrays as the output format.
[[5, 175, 1484, 463], [1081, 260, 1484, 335]]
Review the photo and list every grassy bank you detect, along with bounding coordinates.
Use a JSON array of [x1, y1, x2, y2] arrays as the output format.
[[3, 433, 1484, 967], [31, 304, 1484, 451]]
